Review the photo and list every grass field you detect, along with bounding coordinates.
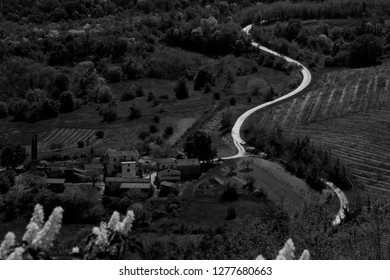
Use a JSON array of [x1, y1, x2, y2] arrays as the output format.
[[244, 63, 390, 194]]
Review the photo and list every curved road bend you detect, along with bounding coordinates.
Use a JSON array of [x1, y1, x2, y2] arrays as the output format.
[[221, 24, 348, 225]]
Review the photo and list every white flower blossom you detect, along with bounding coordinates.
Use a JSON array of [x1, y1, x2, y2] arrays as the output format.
[[119, 210, 135, 235], [71, 247, 80, 254], [107, 211, 120, 231], [0, 232, 16, 259], [6, 247, 25, 260], [255, 239, 310, 260], [23, 222, 40, 244], [94, 222, 108, 247], [32, 206, 63, 251], [276, 238, 295, 260], [30, 204, 45, 228]]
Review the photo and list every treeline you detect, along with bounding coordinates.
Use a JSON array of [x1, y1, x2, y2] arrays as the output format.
[[244, 127, 354, 191], [251, 17, 387, 68], [238, 0, 390, 26]]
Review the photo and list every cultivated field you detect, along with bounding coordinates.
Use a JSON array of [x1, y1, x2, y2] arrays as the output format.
[[245, 64, 390, 194], [38, 128, 98, 153]]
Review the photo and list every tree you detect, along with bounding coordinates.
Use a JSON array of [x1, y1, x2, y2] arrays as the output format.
[[175, 78, 189, 100], [59, 91, 75, 113], [1, 144, 27, 169], [31, 133, 38, 162], [194, 67, 215, 91], [128, 105, 142, 120], [0, 101, 8, 118], [347, 34, 383, 67], [101, 104, 118, 122], [0, 170, 15, 195], [96, 85, 113, 103], [184, 131, 217, 161]]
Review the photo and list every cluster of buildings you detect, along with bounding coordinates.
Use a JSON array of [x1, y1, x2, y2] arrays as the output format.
[[37, 148, 202, 199]]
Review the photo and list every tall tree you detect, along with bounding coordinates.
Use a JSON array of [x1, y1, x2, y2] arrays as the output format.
[[184, 131, 217, 161]]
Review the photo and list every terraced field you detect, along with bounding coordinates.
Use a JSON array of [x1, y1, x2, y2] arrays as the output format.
[[38, 128, 97, 153], [245, 64, 390, 194]]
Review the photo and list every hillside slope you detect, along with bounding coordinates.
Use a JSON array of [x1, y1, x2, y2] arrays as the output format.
[[245, 64, 390, 193]]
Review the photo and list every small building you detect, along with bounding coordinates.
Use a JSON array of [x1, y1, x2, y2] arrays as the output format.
[[121, 161, 137, 178], [42, 178, 65, 192], [106, 149, 139, 175], [105, 177, 150, 194], [157, 168, 181, 182], [156, 158, 177, 171], [120, 182, 151, 191], [84, 163, 104, 175], [177, 159, 200, 180]]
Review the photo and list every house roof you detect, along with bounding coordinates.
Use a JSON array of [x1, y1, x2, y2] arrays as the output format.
[[177, 158, 200, 166], [160, 181, 175, 188], [120, 182, 150, 189], [158, 168, 181, 175], [107, 148, 139, 158], [156, 158, 176, 164], [43, 178, 65, 184], [106, 177, 149, 183], [121, 161, 136, 165], [84, 163, 104, 169]]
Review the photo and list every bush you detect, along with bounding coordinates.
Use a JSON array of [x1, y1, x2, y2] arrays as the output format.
[[138, 130, 150, 140], [121, 90, 135, 101], [0, 102, 8, 118], [220, 184, 238, 202], [225, 206, 237, 220], [153, 115, 160, 123], [229, 97, 236, 106], [95, 130, 104, 139], [213, 92, 220, 100], [77, 140, 85, 148], [163, 126, 173, 138], [59, 91, 75, 113], [175, 78, 189, 100], [149, 124, 159, 134], [194, 67, 215, 91], [136, 86, 145, 97], [101, 105, 118, 122], [128, 105, 142, 120], [146, 91, 155, 102], [158, 94, 169, 100], [96, 85, 113, 103], [106, 65, 122, 83]]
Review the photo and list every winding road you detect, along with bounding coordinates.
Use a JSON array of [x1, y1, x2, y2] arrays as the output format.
[[221, 24, 349, 225]]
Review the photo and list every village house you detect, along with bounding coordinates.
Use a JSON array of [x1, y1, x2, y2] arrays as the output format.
[[157, 168, 181, 183], [106, 149, 139, 175], [177, 158, 201, 180], [156, 158, 177, 171], [121, 161, 137, 178], [105, 177, 150, 195], [42, 178, 65, 192]]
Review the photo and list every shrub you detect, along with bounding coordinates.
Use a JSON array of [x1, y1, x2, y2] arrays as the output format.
[[149, 124, 159, 134], [163, 126, 173, 138], [95, 130, 104, 139], [146, 91, 155, 102], [128, 105, 142, 120], [101, 105, 118, 122], [220, 184, 238, 202], [151, 98, 159, 107], [213, 92, 220, 100], [106, 65, 122, 83], [77, 141, 84, 148], [174, 78, 189, 100], [153, 115, 160, 123], [225, 206, 237, 220], [135, 86, 145, 97], [138, 130, 150, 140], [96, 85, 113, 103], [59, 91, 75, 113], [229, 97, 236, 106], [194, 67, 215, 91], [121, 90, 135, 101], [158, 94, 169, 100], [0, 101, 8, 118]]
